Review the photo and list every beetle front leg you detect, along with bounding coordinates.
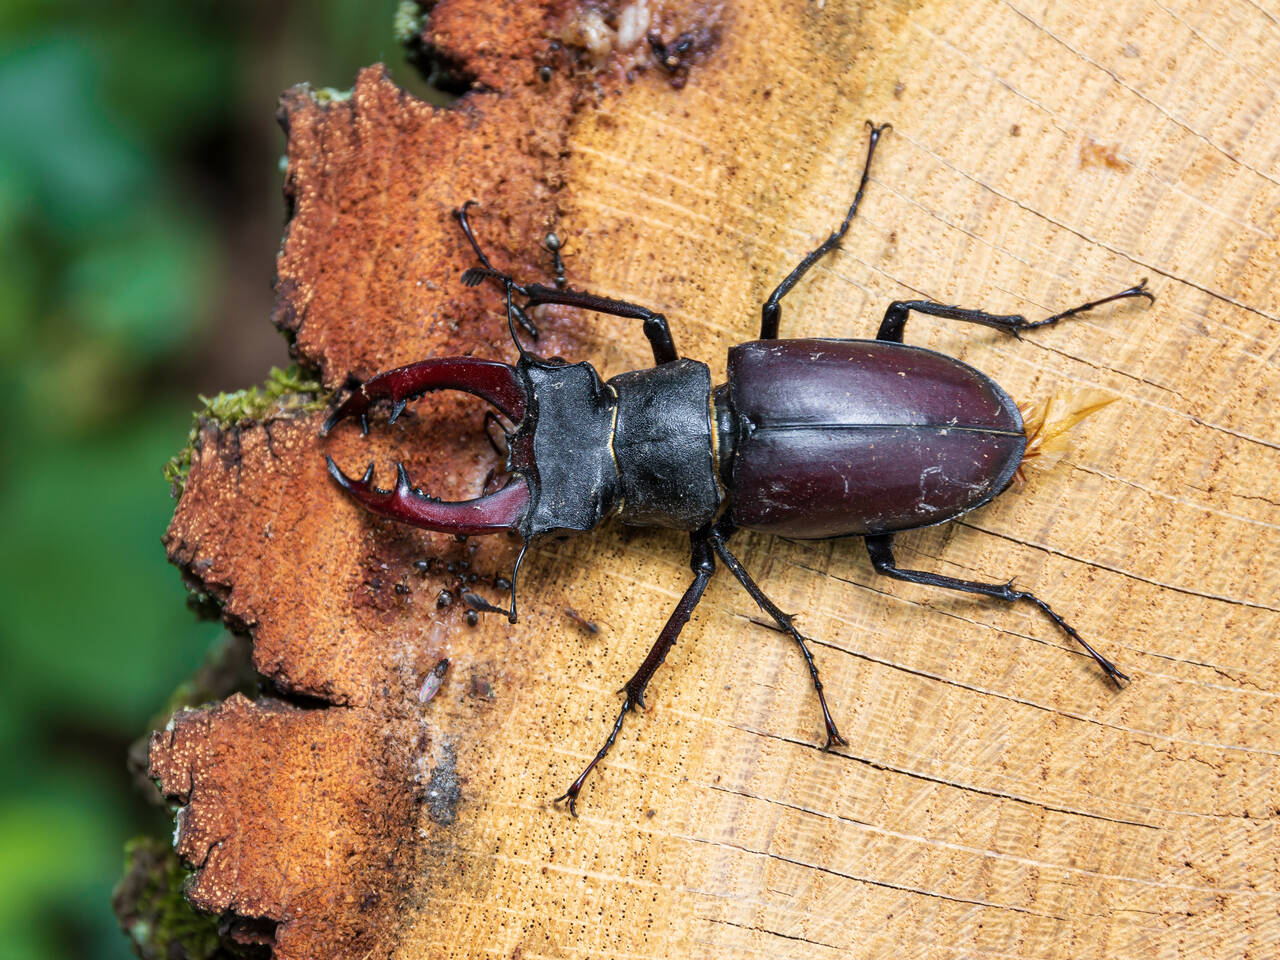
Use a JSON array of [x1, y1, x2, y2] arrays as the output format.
[[876, 281, 1154, 344], [864, 534, 1129, 687], [554, 533, 716, 816], [462, 267, 680, 365], [524, 284, 681, 365], [456, 204, 680, 364]]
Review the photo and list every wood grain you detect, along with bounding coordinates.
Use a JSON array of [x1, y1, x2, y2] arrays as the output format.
[[153, 1, 1280, 957]]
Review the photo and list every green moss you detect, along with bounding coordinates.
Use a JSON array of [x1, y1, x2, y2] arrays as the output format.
[[113, 837, 229, 960], [312, 85, 354, 104], [163, 365, 325, 495], [393, 1, 427, 45]]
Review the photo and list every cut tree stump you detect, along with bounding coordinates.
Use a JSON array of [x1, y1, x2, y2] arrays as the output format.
[[148, 1, 1280, 957]]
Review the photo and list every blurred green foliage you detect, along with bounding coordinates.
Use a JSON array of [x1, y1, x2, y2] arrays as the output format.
[[0, 2, 434, 957]]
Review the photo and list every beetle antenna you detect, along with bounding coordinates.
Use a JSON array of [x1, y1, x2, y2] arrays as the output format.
[[458, 539, 528, 624], [503, 277, 535, 361], [544, 231, 567, 290], [506, 540, 530, 624]]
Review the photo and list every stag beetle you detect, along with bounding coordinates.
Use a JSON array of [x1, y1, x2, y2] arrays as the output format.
[[324, 123, 1152, 814]]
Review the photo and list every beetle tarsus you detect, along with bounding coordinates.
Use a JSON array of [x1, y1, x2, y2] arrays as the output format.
[[555, 694, 637, 818], [1015, 590, 1130, 687], [1023, 278, 1155, 331]]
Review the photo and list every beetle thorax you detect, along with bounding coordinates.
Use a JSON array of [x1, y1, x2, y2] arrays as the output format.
[[509, 356, 722, 539]]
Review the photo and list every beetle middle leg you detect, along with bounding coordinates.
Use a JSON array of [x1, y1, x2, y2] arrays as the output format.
[[707, 517, 846, 749], [554, 532, 716, 815], [876, 280, 1154, 344], [759, 120, 891, 340], [864, 533, 1129, 687]]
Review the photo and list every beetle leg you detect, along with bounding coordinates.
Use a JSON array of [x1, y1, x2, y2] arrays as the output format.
[[456, 204, 681, 364], [522, 283, 681, 365], [467, 265, 681, 366], [554, 533, 716, 816], [460, 254, 680, 368], [455, 202, 541, 340], [708, 518, 846, 748], [876, 280, 1154, 344], [455, 203, 679, 363], [482, 409, 511, 459], [759, 120, 891, 340], [864, 534, 1129, 687]]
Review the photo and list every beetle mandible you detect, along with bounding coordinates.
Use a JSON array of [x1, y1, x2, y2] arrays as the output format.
[[324, 123, 1153, 815]]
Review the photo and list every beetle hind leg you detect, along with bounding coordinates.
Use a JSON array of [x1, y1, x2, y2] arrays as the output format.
[[876, 280, 1154, 344], [864, 534, 1128, 687]]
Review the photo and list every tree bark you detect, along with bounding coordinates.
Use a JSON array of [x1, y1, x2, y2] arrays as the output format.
[[148, 1, 1280, 957]]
